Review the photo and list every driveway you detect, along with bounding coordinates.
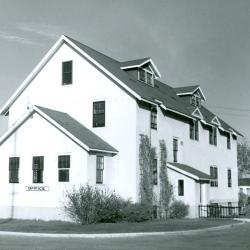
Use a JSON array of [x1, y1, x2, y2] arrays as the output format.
[[0, 222, 250, 250]]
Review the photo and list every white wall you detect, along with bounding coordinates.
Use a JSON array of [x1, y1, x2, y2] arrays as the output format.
[[137, 104, 239, 209], [0, 112, 120, 220], [6, 42, 138, 201]]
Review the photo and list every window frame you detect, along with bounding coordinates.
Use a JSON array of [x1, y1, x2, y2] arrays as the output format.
[[32, 156, 44, 184], [96, 155, 104, 184], [62, 60, 73, 85], [93, 101, 105, 127], [210, 166, 218, 187], [151, 107, 157, 129], [209, 126, 217, 146], [173, 138, 178, 163], [138, 68, 154, 86], [9, 157, 20, 183], [227, 169, 232, 188], [178, 179, 184, 196], [58, 155, 70, 182], [190, 120, 199, 141]]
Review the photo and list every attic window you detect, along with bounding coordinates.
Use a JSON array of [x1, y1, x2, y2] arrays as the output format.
[[138, 68, 154, 86], [62, 61, 72, 85], [191, 95, 201, 107]]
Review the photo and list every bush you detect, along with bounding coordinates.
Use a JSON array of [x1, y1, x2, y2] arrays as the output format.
[[169, 200, 189, 218], [239, 191, 248, 207], [63, 184, 130, 224], [121, 203, 153, 222]]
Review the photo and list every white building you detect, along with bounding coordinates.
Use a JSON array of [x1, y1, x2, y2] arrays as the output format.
[[0, 35, 240, 220]]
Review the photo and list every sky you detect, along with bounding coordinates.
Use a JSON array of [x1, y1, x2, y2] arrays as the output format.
[[0, 0, 250, 141]]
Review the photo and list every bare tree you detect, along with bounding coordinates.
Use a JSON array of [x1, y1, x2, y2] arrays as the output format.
[[238, 138, 250, 177]]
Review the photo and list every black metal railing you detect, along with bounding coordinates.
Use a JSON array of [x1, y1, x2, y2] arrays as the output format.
[[199, 205, 241, 218]]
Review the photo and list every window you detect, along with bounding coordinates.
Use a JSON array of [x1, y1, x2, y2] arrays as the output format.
[[228, 202, 232, 215], [33, 156, 44, 183], [9, 157, 19, 183], [151, 107, 157, 129], [209, 127, 217, 146], [96, 156, 104, 184], [178, 180, 184, 196], [227, 169, 232, 187], [93, 101, 105, 127], [190, 120, 199, 140], [152, 158, 158, 185], [240, 188, 243, 193], [191, 95, 201, 107], [138, 68, 154, 86], [62, 61, 72, 85], [173, 138, 178, 162], [227, 134, 231, 149], [58, 155, 70, 182], [210, 166, 218, 187]]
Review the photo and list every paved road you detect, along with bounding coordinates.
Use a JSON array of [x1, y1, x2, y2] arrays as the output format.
[[0, 223, 250, 250]]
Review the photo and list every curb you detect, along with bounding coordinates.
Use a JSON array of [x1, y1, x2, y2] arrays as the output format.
[[0, 221, 245, 238]]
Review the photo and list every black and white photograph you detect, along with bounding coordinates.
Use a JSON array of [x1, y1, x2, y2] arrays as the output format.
[[0, 0, 250, 249]]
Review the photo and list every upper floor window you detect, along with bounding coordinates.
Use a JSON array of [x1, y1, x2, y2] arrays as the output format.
[[151, 107, 157, 129], [178, 179, 184, 196], [209, 127, 217, 146], [173, 138, 178, 163], [138, 68, 154, 86], [58, 155, 70, 182], [152, 158, 158, 185], [227, 134, 231, 149], [191, 95, 201, 107], [93, 101, 105, 127], [9, 157, 19, 183], [62, 61, 72, 85], [227, 169, 232, 187], [96, 156, 104, 184], [33, 156, 44, 183], [210, 166, 218, 187], [190, 120, 199, 141]]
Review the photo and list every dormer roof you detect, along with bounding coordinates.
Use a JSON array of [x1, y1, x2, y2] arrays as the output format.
[[120, 57, 161, 78], [175, 85, 206, 101]]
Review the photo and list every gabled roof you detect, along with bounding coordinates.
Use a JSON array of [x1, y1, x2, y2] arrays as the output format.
[[0, 35, 240, 136], [120, 57, 161, 78], [0, 105, 118, 154], [167, 162, 211, 181], [120, 58, 150, 68], [239, 178, 250, 186], [175, 85, 206, 100]]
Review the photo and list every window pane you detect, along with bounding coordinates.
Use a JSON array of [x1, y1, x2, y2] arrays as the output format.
[[9, 157, 19, 183], [93, 101, 105, 127], [33, 156, 44, 183], [96, 156, 104, 183], [59, 169, 69, 182], [62, 61, 72, 85], [178, 180, 184, 196]]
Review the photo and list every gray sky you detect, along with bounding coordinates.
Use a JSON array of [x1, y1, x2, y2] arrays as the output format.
[[0, 0, 250, 140]]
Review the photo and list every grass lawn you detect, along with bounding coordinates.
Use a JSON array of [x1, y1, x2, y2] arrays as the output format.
[[0, 218, 239, 234]]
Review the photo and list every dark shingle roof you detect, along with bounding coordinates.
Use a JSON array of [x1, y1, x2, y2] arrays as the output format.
[[174, 85, 199, 94], [65, 36, 239, 134], [168, 162, 211, 180], [36, 106, 118, 153], [239, 178, 250, 186]]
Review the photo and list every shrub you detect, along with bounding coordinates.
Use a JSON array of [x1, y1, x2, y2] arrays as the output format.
[[239, 191, 248, 207], [169, 200, 189, 218], [121, 203, 153, 222], [63, 184, 130, 224]]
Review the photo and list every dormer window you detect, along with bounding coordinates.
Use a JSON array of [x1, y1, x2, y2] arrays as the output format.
[[138, 68, 154, 86], [191, 94, 201, 107]]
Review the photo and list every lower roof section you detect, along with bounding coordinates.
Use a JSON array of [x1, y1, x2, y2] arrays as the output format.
[[167, 162, 211, 182], [0, 105, 118, 155]]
